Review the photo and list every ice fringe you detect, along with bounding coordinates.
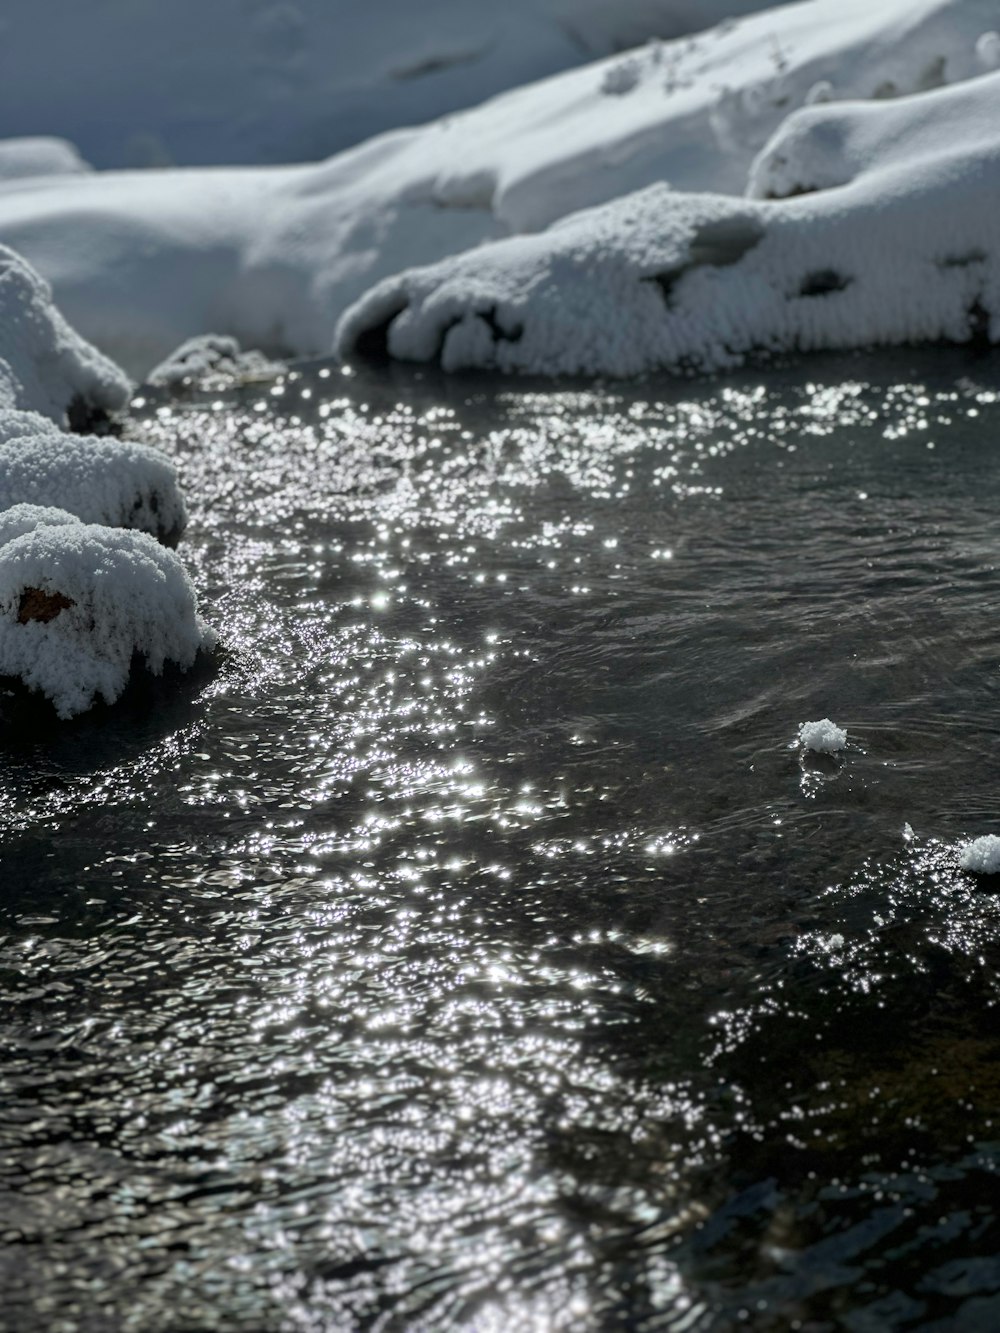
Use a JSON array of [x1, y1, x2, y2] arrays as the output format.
[[797, 719, 847, 754], [0, 517, 216, 719], [959, 835, 1000, 875]]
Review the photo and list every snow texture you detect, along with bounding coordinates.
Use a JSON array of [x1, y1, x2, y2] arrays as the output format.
[[959, 835, 1000, 875], [797, 718, 847, 753], [337, 68, 1000, 376], [0, 1, 792, 169], [0, 520, 215, 718], [0, 431, 187, 543], [0, 0, 993, 376], [0, 504, 82, 549], [147, 335, 284, 389], [0, 138, 91, 181], [0, 244, 130, 422]]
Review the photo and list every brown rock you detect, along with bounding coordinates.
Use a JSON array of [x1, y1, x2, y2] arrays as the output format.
[[17, 587, 75, 624]]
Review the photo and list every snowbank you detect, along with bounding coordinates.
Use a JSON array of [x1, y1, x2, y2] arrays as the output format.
[[336, 71, 1000, 376], [0, 0, 992, 375], [0, 245, 130, 422], [0, 138, 91, 181], [959, 835, 1000, 875], [797, 718, 847, 754], [0, 519, 214, 718], [0, 431, 186, 543], [0, 1, 790, 169]]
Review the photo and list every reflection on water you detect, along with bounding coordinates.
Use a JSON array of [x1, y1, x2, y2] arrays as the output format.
[[4, 351, 1000, 1329]]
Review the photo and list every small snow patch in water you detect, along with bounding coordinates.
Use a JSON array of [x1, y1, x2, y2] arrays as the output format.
[[797, 718, 847, 754], [959, 835, 1000, 876]]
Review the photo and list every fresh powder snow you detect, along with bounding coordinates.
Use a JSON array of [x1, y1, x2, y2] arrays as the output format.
[[797, 719, 847, 753], [0, 519, 215, 718]]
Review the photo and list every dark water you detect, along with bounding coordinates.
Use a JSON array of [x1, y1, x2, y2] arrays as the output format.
[[4, 350, 1000, 1331]]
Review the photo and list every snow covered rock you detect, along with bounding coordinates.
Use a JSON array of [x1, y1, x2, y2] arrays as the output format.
[[0, 520, 214, 718], [0, 244, 130, 422], [797, 718, 847, 753], [0, 137, 91, 181], [959, 835, 1000, 875], [0, 431, 186, 543], [0, 0, 993, 375], [337, 70, 1000, 376], [146, 334, 284, 389], [0, 504, 82, 549]]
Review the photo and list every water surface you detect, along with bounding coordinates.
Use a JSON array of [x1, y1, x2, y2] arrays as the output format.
[[4, 350, 1000, 1330]]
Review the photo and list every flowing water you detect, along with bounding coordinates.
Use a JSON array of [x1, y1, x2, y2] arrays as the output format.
[[4, 349, 1000, 1331]]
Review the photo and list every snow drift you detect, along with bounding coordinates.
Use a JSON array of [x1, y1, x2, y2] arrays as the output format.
[[0, 0, 792, 169], [337, 71, 1000, 376], [0, 0, 994, 375], [0, 517, 215, 718]]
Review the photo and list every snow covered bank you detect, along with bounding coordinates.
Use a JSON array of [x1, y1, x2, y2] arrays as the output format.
[[337, 71, 1000, 376], [0, 0, 992, 376], [0, 0, 789, 169], [0, 245, 129, 422], [0, 516, 214, 718]]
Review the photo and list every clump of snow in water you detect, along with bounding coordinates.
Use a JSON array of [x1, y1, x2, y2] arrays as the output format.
[[147, 334, 285, 389], [959, 835, 1000, 875], [336, 70, 1000, 377], [0, 245, 130, 421], [0, 0, 990, 376], [797, 718, 847, 753], [0, 431, 186, 543], [0, 504, 81, 549], [0, 520, 216, 718], [0, 137, 91, 180]]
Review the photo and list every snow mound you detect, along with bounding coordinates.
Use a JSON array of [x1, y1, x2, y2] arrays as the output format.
[[0, 504, 82, 549], [959, 835, 1000, 875], [0, 432, 186, 543], [797, 718, 847, 753], [337, 72, 1000, 376], [0, 1, 792, 170], [0, 0, 991, 375], [0, 245, 130, 422], [0, 522, 215, 718], [147, 334, 284, 389], [0, 137, 91, 180]]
